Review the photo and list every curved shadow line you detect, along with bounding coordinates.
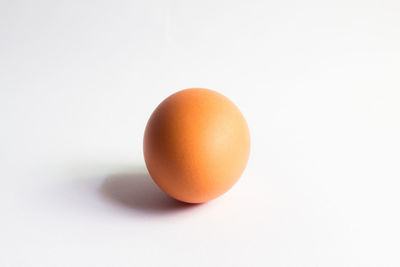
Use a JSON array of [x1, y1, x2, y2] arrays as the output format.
[[99, 172, 198, 215]]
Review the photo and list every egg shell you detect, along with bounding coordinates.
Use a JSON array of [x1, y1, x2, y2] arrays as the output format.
[[143, 88, 250, 203]]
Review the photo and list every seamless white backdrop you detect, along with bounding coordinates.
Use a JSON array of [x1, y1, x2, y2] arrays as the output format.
[[1, 0, 400, 266]]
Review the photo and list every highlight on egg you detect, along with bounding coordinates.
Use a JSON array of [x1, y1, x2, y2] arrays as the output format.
[[143, 88, 250, 203]]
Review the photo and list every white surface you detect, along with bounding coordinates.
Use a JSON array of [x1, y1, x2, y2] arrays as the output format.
[[1, 0, 400, 266]]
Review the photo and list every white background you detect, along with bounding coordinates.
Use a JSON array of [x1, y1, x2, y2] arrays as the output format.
[[1, 0, 400, 266]]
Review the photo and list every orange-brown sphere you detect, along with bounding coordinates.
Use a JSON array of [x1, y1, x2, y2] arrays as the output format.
[[143, 88, 250, 203]]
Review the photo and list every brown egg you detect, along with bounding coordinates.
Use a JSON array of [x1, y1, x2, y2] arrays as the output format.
[[143, 88, 250, 203]]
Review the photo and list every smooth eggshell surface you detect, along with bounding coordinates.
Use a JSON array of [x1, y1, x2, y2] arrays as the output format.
[[143, 88, 250, 203]]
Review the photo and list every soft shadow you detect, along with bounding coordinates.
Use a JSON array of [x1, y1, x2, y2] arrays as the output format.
[[100, 172, 197, 215]]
